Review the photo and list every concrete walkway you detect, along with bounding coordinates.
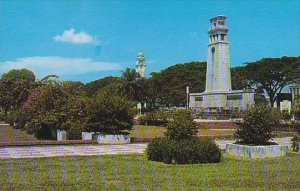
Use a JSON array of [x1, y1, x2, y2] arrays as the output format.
[[0, 144, 148, 159], [0, 137, 294, 159]]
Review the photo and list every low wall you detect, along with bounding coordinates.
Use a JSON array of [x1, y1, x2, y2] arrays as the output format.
[[92, 134, 131, 144], [226, 143, 287, 159], [196, 121, 238, 129]]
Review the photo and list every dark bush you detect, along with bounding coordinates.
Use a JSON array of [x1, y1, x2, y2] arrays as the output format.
[[86, 91, 135, 134], [147, 137, 221, 164], [235, 105, 281, 145], [165, 110, 197, 141], [291, 135, 299, 152], [146, 137, 170, 163], [147, 110, 221, 164], [139, 111, 169, 126]]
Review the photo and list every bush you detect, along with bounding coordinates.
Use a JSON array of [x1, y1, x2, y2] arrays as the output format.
[[86, 91, 135, 134], [146, 110, 221, 164], [235, 105, 281, 145], [147, 137, 221, 164], [139, 111, 169, 126], [291, 135, 299, 152], [165, 110, 197, 141], [22, 82, 89, 140]]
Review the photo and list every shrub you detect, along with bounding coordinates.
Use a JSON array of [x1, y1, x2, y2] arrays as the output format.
[[291, 135, 299, 152], [146, 137, 221, 164], [235, 105, 281, 145], [139, 111, 169, 126], [23, 82, 88, 140], [146, 137, 170, 163], [146, 110, 221, 164], [165, 110, 197, 141], [86, 91, 135, 134]]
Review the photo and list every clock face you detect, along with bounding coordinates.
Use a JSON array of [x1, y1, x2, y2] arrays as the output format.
[[211, 47, 215, 53]]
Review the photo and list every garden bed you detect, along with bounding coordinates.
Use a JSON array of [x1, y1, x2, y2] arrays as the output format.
[[226, 143, 288, 159]]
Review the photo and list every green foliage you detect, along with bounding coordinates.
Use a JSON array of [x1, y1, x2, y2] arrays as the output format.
[[121, 68, 140, 101], [254, 92, 269, 106], [231, 66, 250, 90], [245, 56, 300, 107], [0, 69, 37, 115], [235, 105, 281, 145], [146, 110, 220, 164], [291, 135, 299, 152], [85, 76, 121, 97], [149, 61, 206, 106], [86, 91, 135, 134], [24, 82, 68, 139], [2, 68, 36, 83], [292, 101, 300, 120], [146, 137, 221, 164], [23, 81, 88, 139], [139, 111, 169, 126], [165, 110, 197, 141], [61, 96, 89, 140]]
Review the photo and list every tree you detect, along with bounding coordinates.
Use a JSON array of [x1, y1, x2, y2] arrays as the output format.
[[148, 61, 206, 107], [86, 91, 134, 134], [2, 68, 35, 83], [121, 68, 140, 101], [235, 105, 281, 145], [22, 79, 89, 139], [245, 56, 300, 107], [0, 69, 36, 118], [165, 110, 197, 141], [231, 66, 249, 90], [61, 96, 89, 140], [24, 82, 69, 139], [85, 76, 121, 97]]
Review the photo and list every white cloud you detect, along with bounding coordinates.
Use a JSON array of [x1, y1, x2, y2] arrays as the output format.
[[53, 28, 99, 45], [0, 57, 120, 78]]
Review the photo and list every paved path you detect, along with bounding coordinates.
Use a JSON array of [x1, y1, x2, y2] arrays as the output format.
[[0, 137, 294, 159], [0, 144, 148, 159]]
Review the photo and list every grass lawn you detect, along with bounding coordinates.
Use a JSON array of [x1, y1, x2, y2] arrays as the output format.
[[0, 124, 38, 142], [131, 125, 235, 138], [0, 153, 299, 191]]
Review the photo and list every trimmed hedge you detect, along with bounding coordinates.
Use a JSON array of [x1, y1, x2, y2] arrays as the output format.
[[146, 137, 221, 164]]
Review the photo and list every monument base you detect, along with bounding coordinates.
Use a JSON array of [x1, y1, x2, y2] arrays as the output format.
[[189, 89, 255, 114]]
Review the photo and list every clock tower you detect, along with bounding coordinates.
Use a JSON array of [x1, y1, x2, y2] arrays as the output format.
[[136, 51, 146, 78], [205, 15, 232, 92]]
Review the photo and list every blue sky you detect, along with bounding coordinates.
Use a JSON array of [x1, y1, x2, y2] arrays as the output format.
[[0, 0, 299, 83]]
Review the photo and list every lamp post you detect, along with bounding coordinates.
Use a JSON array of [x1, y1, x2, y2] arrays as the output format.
[[186, 86, 189, 110]]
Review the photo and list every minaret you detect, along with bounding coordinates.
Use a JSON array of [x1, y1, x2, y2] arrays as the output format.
[[136, 51, 146, 78], [205, 16, 232, 92]]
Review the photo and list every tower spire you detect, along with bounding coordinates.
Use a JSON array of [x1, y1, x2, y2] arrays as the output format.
[[205, 15, 231, 92], [136, 51, 146, 78]]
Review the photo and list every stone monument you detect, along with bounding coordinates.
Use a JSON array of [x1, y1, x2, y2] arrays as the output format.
[[189, 16, 255, 112], [136, 51, 146, 78]]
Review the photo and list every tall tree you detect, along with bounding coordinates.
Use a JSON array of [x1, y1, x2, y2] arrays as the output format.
[[121, 68, 140, 101], [245, 56, 300, 107], [231, 66, 250, 90], [0, 69, 36, 115], [148, 61, 206, 106], [85, 76, 121, 97]]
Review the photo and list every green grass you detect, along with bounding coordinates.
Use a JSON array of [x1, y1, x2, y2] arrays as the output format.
[[0, 124, 38, 142], [131, 125, 235, 138], [0, 153, 299, 190]]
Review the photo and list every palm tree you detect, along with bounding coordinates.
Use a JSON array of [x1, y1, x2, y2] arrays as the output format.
[[121, 68, 139, 100]]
